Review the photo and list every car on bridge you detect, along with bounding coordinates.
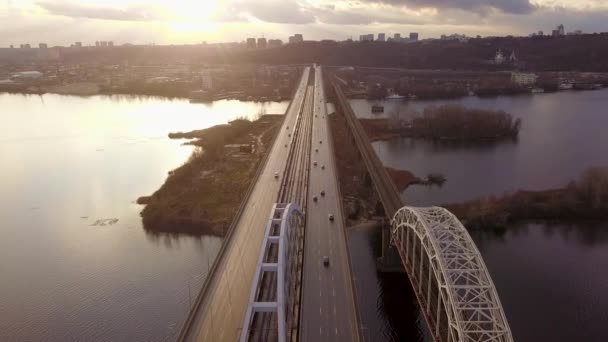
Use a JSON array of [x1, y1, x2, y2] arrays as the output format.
[[313, 161, 317, 166], [321, 190, 325, 196], [323, 256, 330, 267], [274, 172, 279, 179], [313, 195, 318, 202], [328, 214, 334, 221]]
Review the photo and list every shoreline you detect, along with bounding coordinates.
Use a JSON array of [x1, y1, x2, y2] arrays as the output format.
[[137, 115, 283, 236]]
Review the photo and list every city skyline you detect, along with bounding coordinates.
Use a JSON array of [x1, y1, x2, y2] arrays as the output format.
[[1, 0, 607, 46]]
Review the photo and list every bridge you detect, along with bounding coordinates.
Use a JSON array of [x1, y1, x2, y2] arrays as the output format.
[[177, 66, 512, 342]]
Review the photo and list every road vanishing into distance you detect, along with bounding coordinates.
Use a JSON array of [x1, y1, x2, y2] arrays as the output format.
[[299, 66, 359, 341], [178, 65, 360, 342]]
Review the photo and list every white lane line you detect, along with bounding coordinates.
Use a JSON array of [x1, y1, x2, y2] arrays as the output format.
[[320, 327, 322, 336], [333, 306, 336, 315], [320, 307, 322, 315], [319, 290, 322, 297], [333, 288, 336, 297], [335, 327, 338, 336]]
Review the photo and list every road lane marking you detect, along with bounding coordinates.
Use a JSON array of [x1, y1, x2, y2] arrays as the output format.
[[320, 327, 322, 336], [335, 327, 338, 336]]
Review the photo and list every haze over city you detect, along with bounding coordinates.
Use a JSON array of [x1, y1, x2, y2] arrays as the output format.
[[2, 0, 608, 45]]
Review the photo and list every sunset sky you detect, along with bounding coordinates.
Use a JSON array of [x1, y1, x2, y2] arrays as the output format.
[[1, 0, 607, 46]]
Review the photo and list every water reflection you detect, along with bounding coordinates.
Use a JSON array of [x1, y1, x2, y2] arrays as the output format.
[[0, 93, 287, 341], [348, 90, 608, 342]]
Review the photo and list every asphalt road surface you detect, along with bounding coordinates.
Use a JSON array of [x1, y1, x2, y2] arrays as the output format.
[[299, 66, 359, 342]]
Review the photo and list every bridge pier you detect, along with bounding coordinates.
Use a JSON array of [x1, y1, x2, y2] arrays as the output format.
[[376, 218, 405, 273]]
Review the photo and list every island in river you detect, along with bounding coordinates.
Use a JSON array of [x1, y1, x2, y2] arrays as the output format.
[[137, 115, 283, 236]]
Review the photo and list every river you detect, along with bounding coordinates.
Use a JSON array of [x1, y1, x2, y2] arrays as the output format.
[[0, 93, 288, 341], [348, 90, 608, 342]]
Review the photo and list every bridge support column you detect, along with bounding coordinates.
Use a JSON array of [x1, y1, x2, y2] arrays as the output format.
[[375, 218, 405, 273]]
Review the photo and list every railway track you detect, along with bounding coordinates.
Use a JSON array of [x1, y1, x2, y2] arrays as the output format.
[[249, 73, 315, 342], [330, 76, 402, 217]]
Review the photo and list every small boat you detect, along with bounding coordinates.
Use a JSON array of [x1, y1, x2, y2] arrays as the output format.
[[385, 94, 405, 100], [531, 88, 544, 94], [559, 83, 574, 90], [371, 105, 384, 113]]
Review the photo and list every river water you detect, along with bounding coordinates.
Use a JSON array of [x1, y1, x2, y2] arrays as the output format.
[[348, 90, 608, 342], [0, 93, 288, 341]]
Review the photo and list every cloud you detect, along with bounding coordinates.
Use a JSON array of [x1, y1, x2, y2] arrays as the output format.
[[37, 1, 160, 21], [363, 0, 536, 14], [231, 0, 315, 24]]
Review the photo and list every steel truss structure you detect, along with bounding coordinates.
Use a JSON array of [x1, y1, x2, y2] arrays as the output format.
[[240, 203, 304, 342], [391, 206, 513, 342]]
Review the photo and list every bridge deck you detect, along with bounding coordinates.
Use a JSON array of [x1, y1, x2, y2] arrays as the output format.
[[178, 68, 311, 342], [299, 66, 360, 341]]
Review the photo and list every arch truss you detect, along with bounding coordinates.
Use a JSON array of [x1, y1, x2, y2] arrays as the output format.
[[391, 206, 513, 342], [240, 203, 304, 342]]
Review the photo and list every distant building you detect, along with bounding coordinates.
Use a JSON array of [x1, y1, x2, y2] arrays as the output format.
[[394, 33, 401, 40], [494, 50, 506, 64], [553, 24, 565, 37], [246, 38, 256, 48], [538, 30, 544, 36], [201, 71, 213, 90], [360, 34, 374, 42], [511, 72, 538, 86], [95, 41, 100, 47], [75, 42, 82, 48], [442, 34, 469, 42], [11, 71, 43, 80], [20, 44, 31, 49], [409, 32, 419, 41], [39, 43, 47, 49], [377, 33, 386, 42], [257, 38, 267, 49], [268, 39, 282, 48], [108, 41, 114, 47], [100, 41, 108, 47], [288, 34, 304, 44]]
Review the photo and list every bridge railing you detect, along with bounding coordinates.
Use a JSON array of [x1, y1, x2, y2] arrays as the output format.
[[391, 206, 513, 342], [240, 203, 304, 342]]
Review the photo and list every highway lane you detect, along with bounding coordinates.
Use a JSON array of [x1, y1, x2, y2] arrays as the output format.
[[300, 66, 360, 341], [179, 67, 311, 342]]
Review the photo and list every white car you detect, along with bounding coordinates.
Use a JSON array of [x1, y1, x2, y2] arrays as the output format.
[[328, 214, 334, 221], [274, 172, 279, 179]]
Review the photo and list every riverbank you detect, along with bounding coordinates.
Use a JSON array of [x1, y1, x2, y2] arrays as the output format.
[[328, 108, 442, 223], [446, 167, 608, 230], [0, 83, 289, 102], [138, 115, 283, 236]]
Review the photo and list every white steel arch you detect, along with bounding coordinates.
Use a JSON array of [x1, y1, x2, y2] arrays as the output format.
[[391, 206, 512, 342]]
